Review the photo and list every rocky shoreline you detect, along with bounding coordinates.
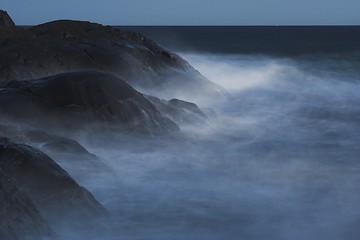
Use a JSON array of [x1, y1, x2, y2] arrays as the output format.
[[0, 10, 225, 239]]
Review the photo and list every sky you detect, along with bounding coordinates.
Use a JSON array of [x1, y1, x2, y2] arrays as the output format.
[[1, 0, 359, 26]]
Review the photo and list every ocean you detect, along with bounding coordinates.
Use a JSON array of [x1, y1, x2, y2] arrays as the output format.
[[120, 26, 360, 56], [67, 27, 360, 239]]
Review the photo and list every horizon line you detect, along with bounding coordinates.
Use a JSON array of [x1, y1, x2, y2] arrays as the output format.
[[18, 24, 360, 27]]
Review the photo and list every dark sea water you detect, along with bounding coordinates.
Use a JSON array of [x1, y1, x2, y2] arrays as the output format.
[[119, 26, 360, 56], [66, 27, 360, 240]]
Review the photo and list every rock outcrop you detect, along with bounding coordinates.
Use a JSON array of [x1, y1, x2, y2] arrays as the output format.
[[0, 169, 53, 240], [0, 71, 179, 134], [0, 11, 221, 135], [0, 138, 106, 226], [0, 18, 227, 101]]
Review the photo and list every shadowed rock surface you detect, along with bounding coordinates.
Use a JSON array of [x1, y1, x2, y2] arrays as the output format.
[[0, 71, 179, 134], [0, 124, 56, 144], [0, 18, 228, 101], [0, 138, 106, 227], [0, 169, 53, 240], [0, 10, 15, 27]]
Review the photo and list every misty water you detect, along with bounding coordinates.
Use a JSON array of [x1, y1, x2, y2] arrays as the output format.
[[55, 52, 360, 240]]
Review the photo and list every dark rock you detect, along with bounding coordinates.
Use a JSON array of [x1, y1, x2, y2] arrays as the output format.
[[0, 27, 35, 41], [0, 138, 106, 226], [0, 19, 228, 101], [0, 10, 15, 27], [0, 71, 179, 134], [146, 96, 208, 125], [0, 169, 53, 240], [0, 124, 53, 143], [0, 124, 114, 180]]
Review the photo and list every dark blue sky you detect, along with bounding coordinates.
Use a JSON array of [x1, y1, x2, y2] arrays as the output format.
[[1, 0, 359, 25]]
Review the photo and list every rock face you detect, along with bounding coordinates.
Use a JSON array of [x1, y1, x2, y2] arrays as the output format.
[[0, 71, 179, 134], [0, 170, 53, 240], [0, 10, 15, 27], [0, 138, 106, 226], [0, 19, 227, 101]]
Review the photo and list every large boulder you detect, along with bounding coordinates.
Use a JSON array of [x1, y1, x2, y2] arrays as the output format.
[[0, 71, 179, 134], [0, 19, 227, 101], [0, 170, 53, 240]]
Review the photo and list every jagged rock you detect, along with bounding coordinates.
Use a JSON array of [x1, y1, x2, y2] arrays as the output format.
[[0, 138, 106, 227], [0, 18, 228, 101], [0, 71, 179, 134], [0, 169, 53, 240], [0, 10, 15, 27]]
